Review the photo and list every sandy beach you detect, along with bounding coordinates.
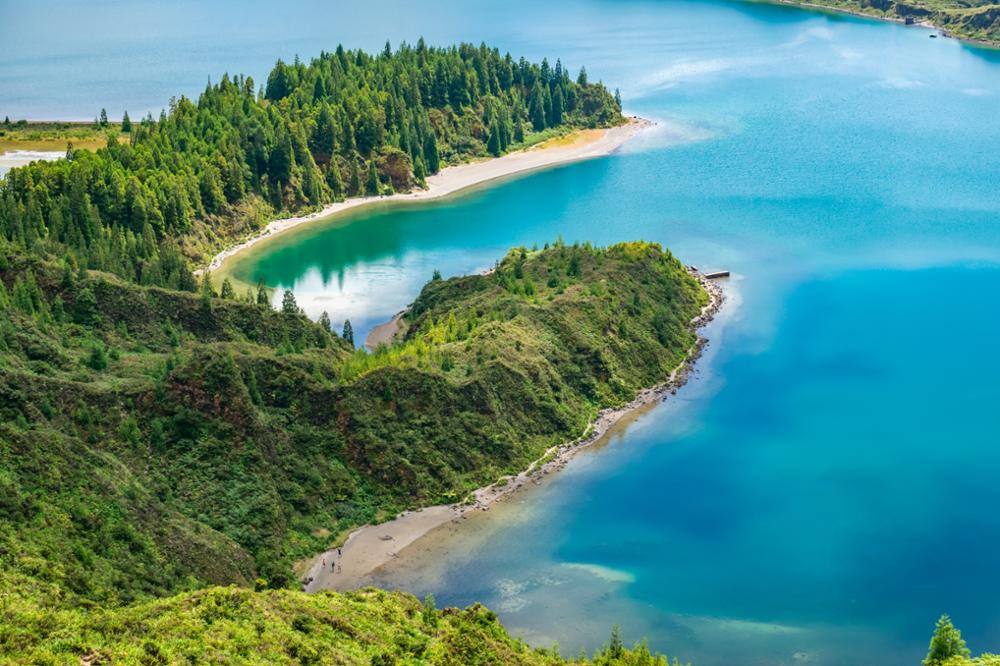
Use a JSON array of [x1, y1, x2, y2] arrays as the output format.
[[200, 117, 652, 276], [302, 272, 726, 593], [364, 310, 408, 350]]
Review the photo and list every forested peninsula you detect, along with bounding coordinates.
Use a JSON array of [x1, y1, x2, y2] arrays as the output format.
[[1, 235, 710, 661], [0, 41, 623, 291], [772, 0, 1000, 45]]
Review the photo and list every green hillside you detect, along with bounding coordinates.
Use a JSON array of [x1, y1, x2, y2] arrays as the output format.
[[0, 240, 707, 610]]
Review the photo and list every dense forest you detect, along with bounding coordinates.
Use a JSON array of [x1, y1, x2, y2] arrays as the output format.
[[0, 41, 624, 292]]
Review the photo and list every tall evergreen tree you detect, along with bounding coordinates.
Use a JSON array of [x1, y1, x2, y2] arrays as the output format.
[[121, 111, 131, 133], [550, 86, 564, 126], [423, 133, 440, 174], [923, 616, 970, 666], [256, 280, 269, 307], [349, 160, 362, 196], [281, 289, 299, 314], [342, 319, 354, 345], [220, 278, 235, 299], [366, 160, 380, 196], [487, 122, 502, 157], [529, 82, 546, 131]]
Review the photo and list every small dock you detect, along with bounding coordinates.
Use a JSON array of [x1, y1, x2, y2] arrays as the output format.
[[703, 270, 730, 280]]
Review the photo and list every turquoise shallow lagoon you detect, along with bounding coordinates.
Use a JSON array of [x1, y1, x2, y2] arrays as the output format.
[[5, 1, 1000, 663]]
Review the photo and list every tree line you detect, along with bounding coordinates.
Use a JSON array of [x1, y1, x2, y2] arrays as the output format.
[[0, 40, 623, 292]]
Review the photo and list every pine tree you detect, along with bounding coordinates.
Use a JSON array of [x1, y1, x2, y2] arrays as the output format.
[[577, 66, 588, 85], [220, 278, 235, 299], [529, 82, 546, 131], [281, 289, 298, 314], [326, 163, 344, 198], [245, 367, 262, 405], [313, 104, 336, 160], [342, 319, 354, 345], [256, 279, 269, 307], [923, 615, 970, 666], [486, 122, 501, 157], [609, 625, 624, 659], [99, 108, 109, 127], [414, 155, 428, 184], [87, 343, 108, 371], [121, 110, 131, 133], [199, 271, 215, 298], [349, 160, 362, 196], [366, 160, 380, 196], [318, 310, 332, 332], [551, 86, 564, 126], [423, 133, 440, 174], [75, 286, 98, 324]]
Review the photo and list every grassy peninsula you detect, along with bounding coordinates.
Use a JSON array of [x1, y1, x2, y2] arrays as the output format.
[[772, 0, 1000, 45], [0, 238, 706, 659], [0, 41, 624, 290]]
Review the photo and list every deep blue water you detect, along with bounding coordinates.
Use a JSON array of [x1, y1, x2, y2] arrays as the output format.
[[4, 1, 1000, 664]]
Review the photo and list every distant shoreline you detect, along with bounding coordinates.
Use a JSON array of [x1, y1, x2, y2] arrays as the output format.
[[302, 272, 726, 593], [201, 117, 653, 278], [758, 0, 1000, 50]]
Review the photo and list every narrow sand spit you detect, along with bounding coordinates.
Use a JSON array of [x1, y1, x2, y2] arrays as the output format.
[[199, 117, 653, 276], [303, 273, 726, 593]]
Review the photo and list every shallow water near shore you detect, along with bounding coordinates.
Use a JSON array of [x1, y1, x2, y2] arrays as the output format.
[[7, 1, 1000, 664]]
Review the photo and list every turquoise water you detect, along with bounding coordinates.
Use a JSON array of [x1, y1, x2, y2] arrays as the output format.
[[5, 1, 1000, 663]]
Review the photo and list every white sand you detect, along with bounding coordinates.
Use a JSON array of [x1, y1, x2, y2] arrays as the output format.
[[200, 118, 653, 275]]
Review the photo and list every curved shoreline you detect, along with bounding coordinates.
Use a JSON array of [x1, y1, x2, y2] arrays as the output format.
[[761, 0, 1000, 50], [200, 118, 653, 277], [302, 272, 727, 593]]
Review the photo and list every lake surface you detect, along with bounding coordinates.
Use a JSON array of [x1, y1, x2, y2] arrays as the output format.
[[5, 1, 1000, 664]]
